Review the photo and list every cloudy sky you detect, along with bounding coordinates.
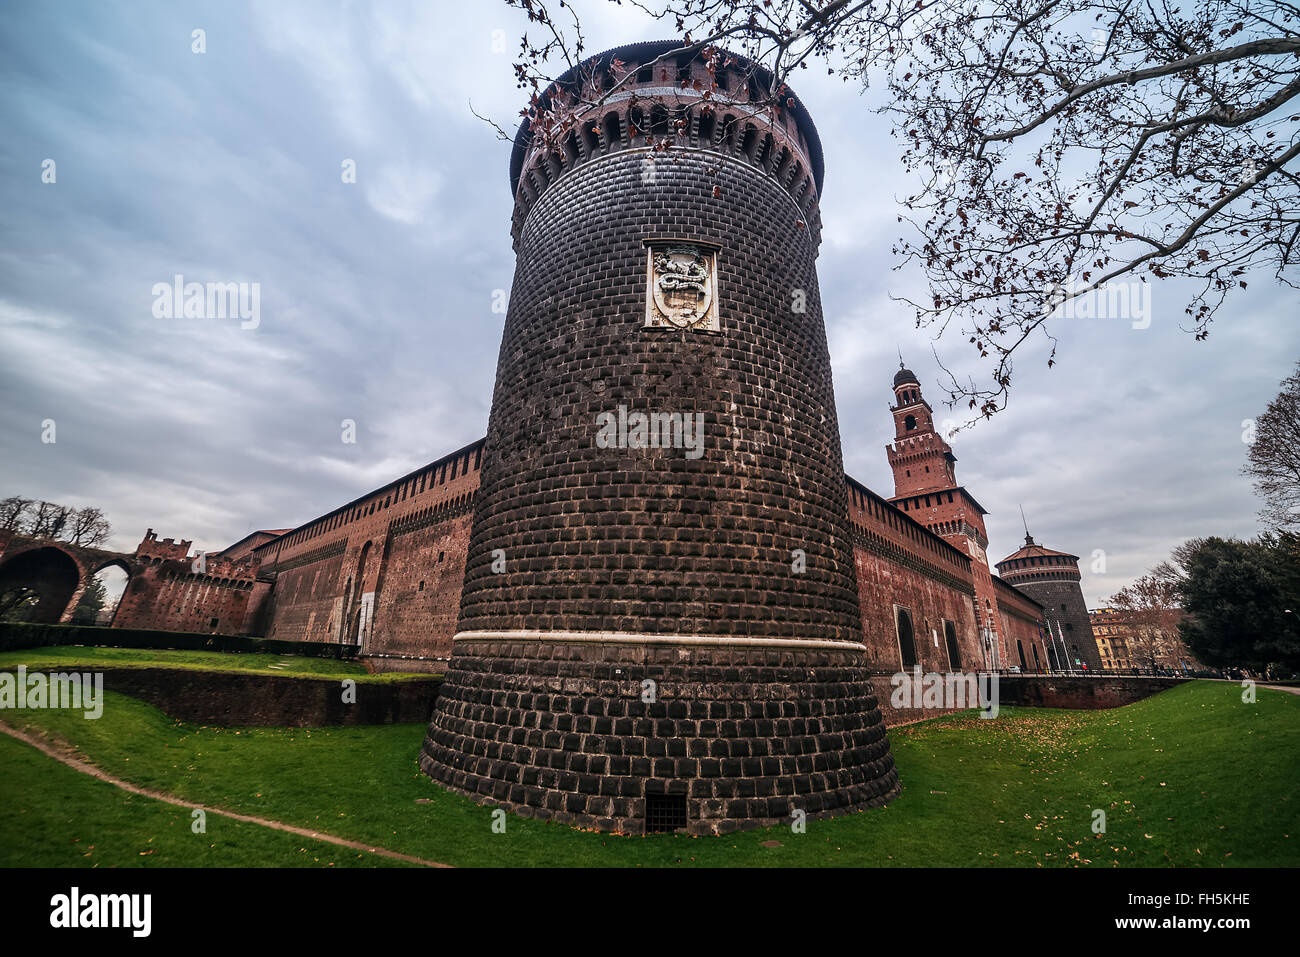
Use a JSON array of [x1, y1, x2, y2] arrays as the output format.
[[1, 0, 1294, 606]]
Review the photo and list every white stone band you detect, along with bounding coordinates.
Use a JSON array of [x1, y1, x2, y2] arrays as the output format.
[[452, 629, 867, 653]]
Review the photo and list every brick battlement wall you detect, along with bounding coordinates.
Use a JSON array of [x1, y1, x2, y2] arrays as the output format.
[[846, 476, 983, 672], [992, 574, 1052, 672], [251, 439, 485, 659], [242, 438, 1023, 677], [135, 528, 192, 562], [509, 43, 824, 249], [113, 532, 261, 635]]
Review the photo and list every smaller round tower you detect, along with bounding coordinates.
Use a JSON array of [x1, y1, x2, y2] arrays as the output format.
[[995, 535, 1100, 671]]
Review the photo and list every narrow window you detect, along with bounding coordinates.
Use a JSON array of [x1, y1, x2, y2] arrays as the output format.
[[896, 608, 917, 668]]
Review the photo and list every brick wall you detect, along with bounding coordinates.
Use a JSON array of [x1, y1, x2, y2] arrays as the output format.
[[113, 560, 257, 635], [1011, 577, 1101, 671], [458, 146, 860, 642], [993, 576, 1052, 672], [0, 665, 440, 727], [252, 440, 485, 660], [846, 478, 983, 672]]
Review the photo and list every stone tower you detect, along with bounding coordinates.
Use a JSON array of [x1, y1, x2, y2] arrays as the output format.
[[885, 365, 1008, 669], [995, 534, 1101, 671], [420, 40, 899, 834]]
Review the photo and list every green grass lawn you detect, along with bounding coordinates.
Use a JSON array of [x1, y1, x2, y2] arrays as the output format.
[[1, 680, 1295, 867], [0, 645, 431, 682], [0, 735, 410, 867]]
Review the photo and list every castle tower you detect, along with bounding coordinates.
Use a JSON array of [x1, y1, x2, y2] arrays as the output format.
[[884, 366, 1008, 667], [420, 40, 899, 834], [996, 533, 1102, 671]]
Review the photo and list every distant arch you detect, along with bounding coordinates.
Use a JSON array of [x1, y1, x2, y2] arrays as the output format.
[[0, 546, 82, 623], [74, 560, 131, 626]]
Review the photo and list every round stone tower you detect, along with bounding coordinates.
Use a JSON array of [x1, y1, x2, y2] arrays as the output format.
[[420, 40, 899, 834], [996, 534, 1102, 672]]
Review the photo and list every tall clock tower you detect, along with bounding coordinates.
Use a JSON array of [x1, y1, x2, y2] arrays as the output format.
[[885, 365, 1007, 668]]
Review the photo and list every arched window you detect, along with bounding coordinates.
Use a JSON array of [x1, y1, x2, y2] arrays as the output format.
[[740, 124, 757, 159], [649, 104, 670, 137], [697, 109, 716, 145], [603, 112, 621, 151], [628, 106, 646, 141], [896, 608, 917, 668], [943, 620, 961, 671], [904, 414, 917, 431]]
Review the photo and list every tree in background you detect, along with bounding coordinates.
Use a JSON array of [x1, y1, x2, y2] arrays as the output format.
[[1109, 572, 1192, 671], [66, 507, 111, 548], [69, 575, 107, 625], [0, 496, 33, 532], [0, 496, 112, 548], [1175, 534, 1300, 675], [503, 0, 1300, 417], [1244, 360, 1300, 531], [0, 583, 39, 622]]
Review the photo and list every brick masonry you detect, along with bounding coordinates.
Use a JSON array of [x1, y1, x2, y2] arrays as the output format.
[[421, 41, 903, 834], [0, 40, 1104, 836], [996, 537, 1103, 671], [422, 637, 896, 835]]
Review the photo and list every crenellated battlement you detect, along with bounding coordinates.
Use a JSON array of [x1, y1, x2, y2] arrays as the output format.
[[508, 40, 824, 246], [135, 528, 192, 562]]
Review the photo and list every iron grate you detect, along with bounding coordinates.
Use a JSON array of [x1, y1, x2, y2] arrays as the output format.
[[645, 793, 688, 832]]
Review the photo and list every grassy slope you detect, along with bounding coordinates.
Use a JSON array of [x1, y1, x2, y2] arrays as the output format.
[[0, 646, 430, 682], [1, 680, 1295, 867], [0, 735, 409, 867]]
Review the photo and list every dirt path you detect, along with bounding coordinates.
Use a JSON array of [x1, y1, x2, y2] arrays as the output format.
[[1205, 678, 1300, 696], [0, 720, 451, 868]]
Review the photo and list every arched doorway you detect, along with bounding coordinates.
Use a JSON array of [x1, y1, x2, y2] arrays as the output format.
[[0, 547, 82, 623], [896, 607, 917, 668], [71, 562, 130, 625], [943, 620, 961, 671], [347, 542, 374, 648]]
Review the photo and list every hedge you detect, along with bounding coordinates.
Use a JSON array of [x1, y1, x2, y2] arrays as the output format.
[[0, 621, 359, 659]]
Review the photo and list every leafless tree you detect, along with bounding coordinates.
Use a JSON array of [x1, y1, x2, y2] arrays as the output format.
[[26, 500, 73, 541], [66, 506, 112, 548], [0, 496, 33, 533], [1111, 571, 1192, 670], [1244, 360, 1300, 530], [501, 0, 1299, 419]]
